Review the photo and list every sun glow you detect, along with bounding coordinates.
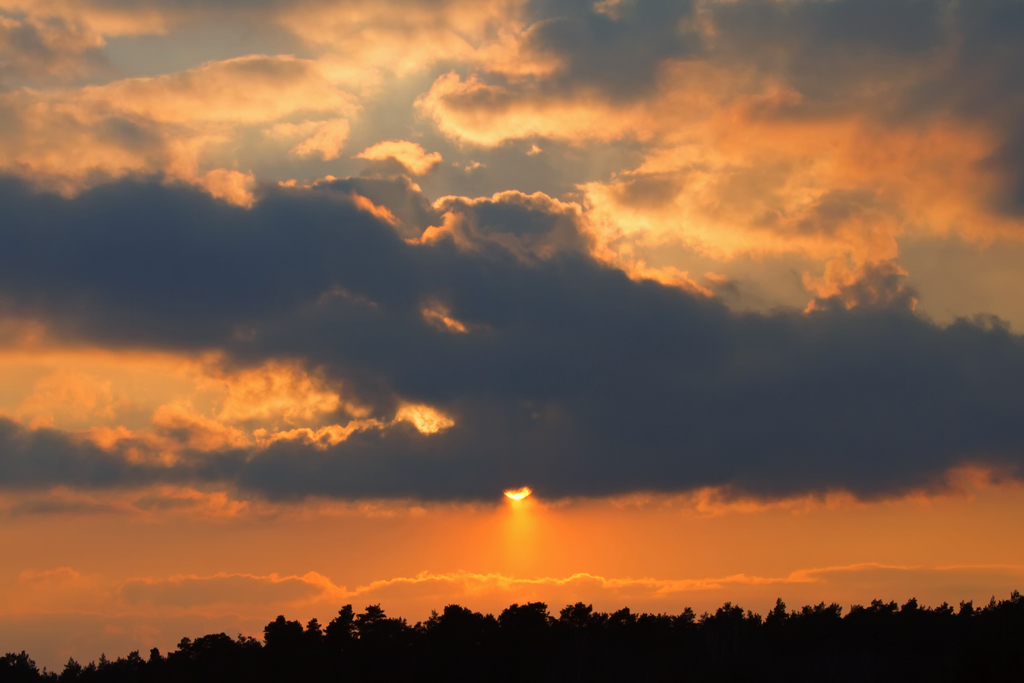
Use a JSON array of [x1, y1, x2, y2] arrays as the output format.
[[504, 487, 532, 500]]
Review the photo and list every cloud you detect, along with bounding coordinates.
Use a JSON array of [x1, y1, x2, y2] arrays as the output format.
[[356, 140, 442, 175], [419, 59, 1021, 276], [0, 12, 106, 83], [209, 361, 351, 425], [276, 0, 548, 88], [79, 55, 354, 125], [0, 484, 258, 520], [516, 0, 700, 96], [13, 370, 121, 430], [429, 190, 586, 260], [291, 119, 351, 161], [316, 175, 442, 233], [150, 402, 251, 452], [416, 72, 653, 146], [0, 0, 552, 96], [120, 572, 335, 610], [0, 55, 355, 199], [413, 0, 1024, 300], [0, 1, 170, 39], [9, 563, 1024, 623], [339, 563, 1024, 609], [2, 0, 1021, 301], [194, 169, 257, 208], [0, 177, 1023, 501], [804, 260, 917, 312]]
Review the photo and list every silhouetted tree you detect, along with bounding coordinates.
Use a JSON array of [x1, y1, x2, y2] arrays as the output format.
[[57, 658, 81, 683], [351, 605, 413, 682], [5, 591, 1024, 682], [0, 652, 42, 683], [497, 601, 552, 677]]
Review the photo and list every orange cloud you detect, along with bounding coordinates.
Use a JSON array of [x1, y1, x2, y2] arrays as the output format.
[[254, 420, 387, 449], [150, 402, 251, 452], [421, 303, 470, 333], [13, 370, 122, 430], [0, 343, 463, 460], [580, 114, 1004, 261], [417, 72, 653, 146], [203, 361, 351, 426], [290, 119, 351, 161], [193, 169, 257, 208], [0, 348, 385, 459], [0, 55, 356, 203], [82, 56, 355, 125], [348, 192, 400, 225], [278, 0, 549, 90], [356, 140, 442, 175], [0, 0, 549, 92], [394, 403, 455, 435], [416, 56, 1024, 302], [0, 1, 169, 37], [0, 12, 105, 80]]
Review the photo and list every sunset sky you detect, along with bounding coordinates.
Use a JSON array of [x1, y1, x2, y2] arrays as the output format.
[[2, 0, 1024, 670]]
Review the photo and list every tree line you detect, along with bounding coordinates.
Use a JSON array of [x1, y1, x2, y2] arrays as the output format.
[[2, 592, 1023, 682]]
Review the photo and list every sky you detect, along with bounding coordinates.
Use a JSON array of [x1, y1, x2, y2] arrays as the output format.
[[2, 0, 1024, 670]]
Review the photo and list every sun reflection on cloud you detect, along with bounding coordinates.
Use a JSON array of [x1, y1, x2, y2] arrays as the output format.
[[504, 486, 532, 500], [395, 403, 455, 434]]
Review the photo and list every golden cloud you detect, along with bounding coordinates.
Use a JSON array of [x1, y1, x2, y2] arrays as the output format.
[[13, 370, 122, 430], [203, 361, 352, 426], [277, 0, 549, 90], [421, 303, 470, 333], [0, 55, 356, 203], [414, 53, 1024, 302], [0, 12, 105, 80], [254, 420, 387, 449], [394, 403, 455, 435], [0, 0, 169, 39], [417, 72, 652, 146], [356, 140, 442, 175], [290, 119, 351, 161]]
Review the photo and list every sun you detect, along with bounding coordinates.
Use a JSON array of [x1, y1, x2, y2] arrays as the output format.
[[504, 487, 532, 500]]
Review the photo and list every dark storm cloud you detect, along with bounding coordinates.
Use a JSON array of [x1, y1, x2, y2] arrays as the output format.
[[1, 177, 1024, 501], [520, 0, 1021, 107], [513, 0, 951, 102], [517, 0, 1024, 127], [706, 0, 1024, 116], [709, 0, 948, 91], [326, 175, 443, 237], [522, 0, 699, 98], [435, 192, 586, 260], [0, 417, 185, 489]]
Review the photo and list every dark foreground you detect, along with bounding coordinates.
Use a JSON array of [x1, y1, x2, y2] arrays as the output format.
[[2, 592, 1023, 682]]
